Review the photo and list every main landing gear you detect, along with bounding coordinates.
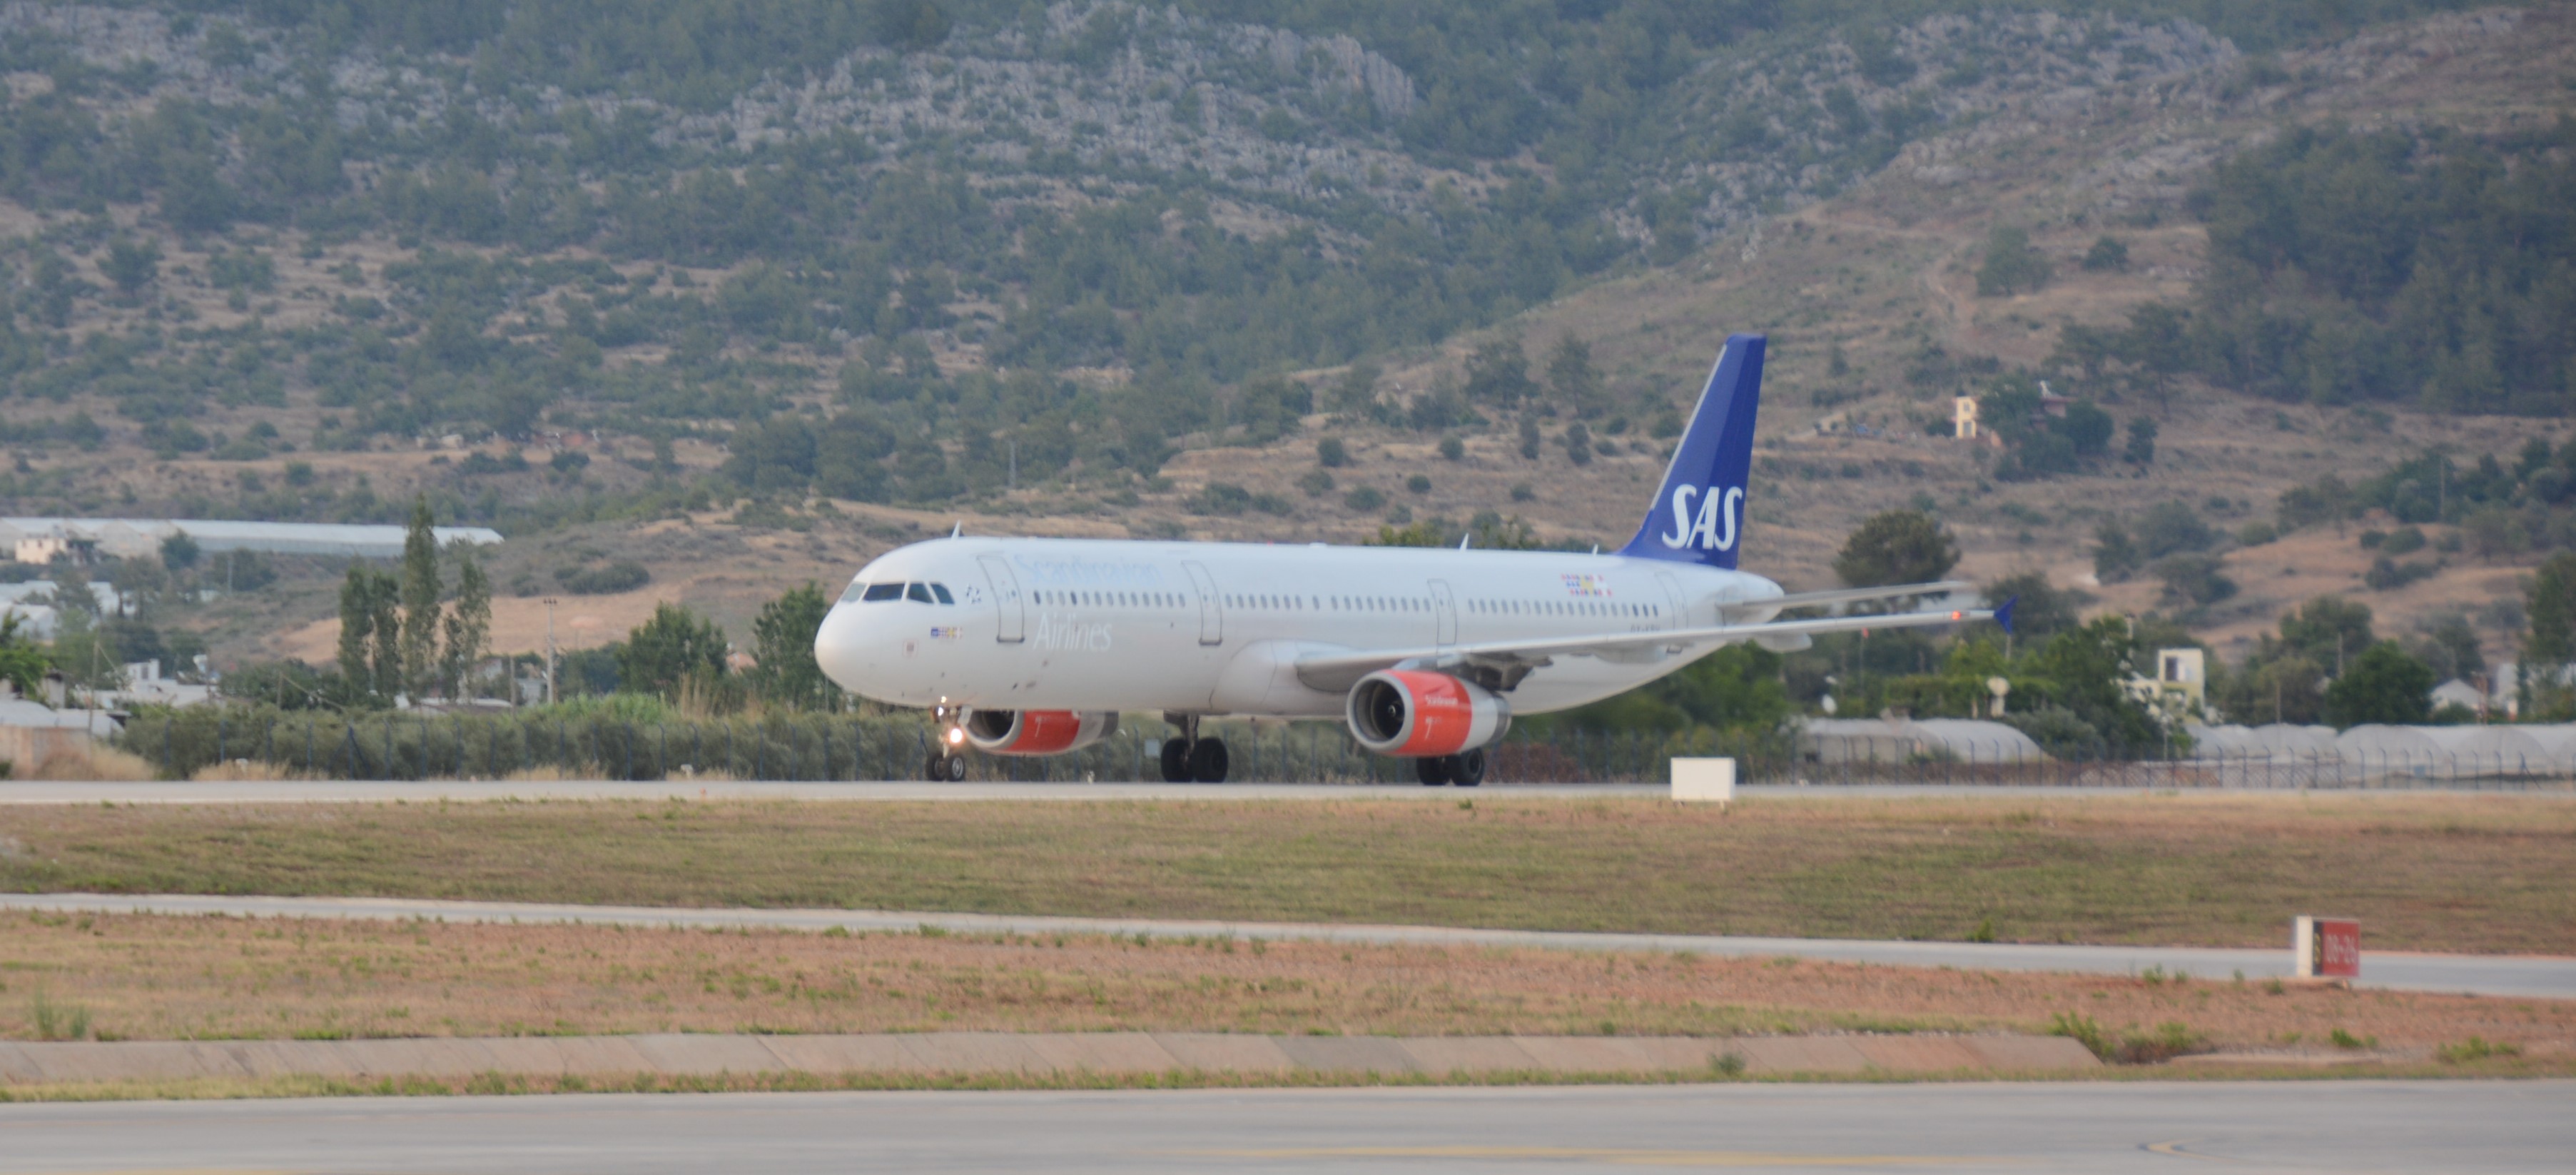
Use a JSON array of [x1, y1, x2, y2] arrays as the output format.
[[1415, 747, 1487, 787], [1157, 715, 1229, 783]]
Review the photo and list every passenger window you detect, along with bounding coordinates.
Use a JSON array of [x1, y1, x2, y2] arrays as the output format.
[[906, 583, 934, 603], [931, 583, 955, 604], [861, 583, 903, 603]]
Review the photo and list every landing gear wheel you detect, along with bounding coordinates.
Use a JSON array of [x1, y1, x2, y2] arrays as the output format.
[[1159, 738, 1192, 783], [1187, 737, 1230, 783], [1416, 756, 1452, 787], [1449, 747, 1486, 787], [926, 752, 968, 782]]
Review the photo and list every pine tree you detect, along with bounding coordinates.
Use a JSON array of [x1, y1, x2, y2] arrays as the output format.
[[398, 497, 443, 700], [337, 565, 402, 705], [441, 550, 492, 700], [336, 565, 376, 693], [1545, 332, 1601, 418], [370, 574, 402, 702]]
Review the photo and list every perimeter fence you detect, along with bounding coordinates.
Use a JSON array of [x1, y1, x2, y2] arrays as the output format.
[[101, 706, 2576, 789]]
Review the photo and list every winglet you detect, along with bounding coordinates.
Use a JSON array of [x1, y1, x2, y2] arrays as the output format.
[[1993, 595, 2018, 635], [950, 520, 963, 538], [1459, 533, 1471, 550]]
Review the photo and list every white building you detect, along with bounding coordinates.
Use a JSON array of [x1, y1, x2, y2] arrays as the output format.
[[1, 518, 502, 560]]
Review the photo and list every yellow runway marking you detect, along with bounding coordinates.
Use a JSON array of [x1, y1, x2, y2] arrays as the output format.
[[1177, 1146, 1989, 1166], [2144, 1139, 2233, 1162]]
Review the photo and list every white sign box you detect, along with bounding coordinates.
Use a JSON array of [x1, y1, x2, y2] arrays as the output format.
[[1671, 757, 1736, 802]]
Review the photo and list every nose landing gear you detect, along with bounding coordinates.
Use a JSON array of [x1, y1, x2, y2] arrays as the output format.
[[923, 705, 970, 782], [1157, 714, 1229, 783]]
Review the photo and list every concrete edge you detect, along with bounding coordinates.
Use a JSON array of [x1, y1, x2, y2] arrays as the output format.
[[0, 1033, 2096, 1086]]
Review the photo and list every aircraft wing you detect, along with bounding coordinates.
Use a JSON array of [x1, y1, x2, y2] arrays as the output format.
[[1739, 580, 1975, 615], [1292, 595, 2007, 695]]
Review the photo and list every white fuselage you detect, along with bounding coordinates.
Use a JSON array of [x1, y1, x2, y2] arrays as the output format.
[[814, 536, 1783, 718]]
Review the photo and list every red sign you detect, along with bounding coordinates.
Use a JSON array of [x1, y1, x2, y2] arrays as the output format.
[[2312, 918, 2361, 979]]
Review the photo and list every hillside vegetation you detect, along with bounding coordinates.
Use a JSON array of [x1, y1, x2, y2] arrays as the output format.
[[0, 0, 2563, 673]]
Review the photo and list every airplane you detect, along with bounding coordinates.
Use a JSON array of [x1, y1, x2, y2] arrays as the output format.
[[814, 333, 2004, 785]]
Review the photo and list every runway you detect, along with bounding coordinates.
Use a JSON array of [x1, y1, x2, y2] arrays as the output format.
[[0, 1081, 2567, 1173], [10, 892, 2569, 999], [0, 779, 1673, 803], [5, 778, 2556, 803]]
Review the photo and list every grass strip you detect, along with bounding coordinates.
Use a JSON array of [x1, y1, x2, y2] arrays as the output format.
[[1, 794, 2570, 952]]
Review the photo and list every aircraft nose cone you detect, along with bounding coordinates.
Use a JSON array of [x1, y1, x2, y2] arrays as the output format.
[[814, 603, 870, 692]]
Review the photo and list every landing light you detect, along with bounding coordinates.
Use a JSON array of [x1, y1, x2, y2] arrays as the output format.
[[946, 727, 965, 745]]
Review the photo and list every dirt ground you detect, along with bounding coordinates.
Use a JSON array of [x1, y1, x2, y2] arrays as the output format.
[[1, 911, 2565, 1065]]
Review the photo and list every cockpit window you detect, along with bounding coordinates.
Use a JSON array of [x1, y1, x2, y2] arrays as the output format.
[[840, 579, 868, 604], [929, 583, 955, 604], [906, 583, 935, 603], [861, 583, 904, 602]]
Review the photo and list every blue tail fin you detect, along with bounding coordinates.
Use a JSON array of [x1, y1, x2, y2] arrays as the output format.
[[1617, 333, 1765, 570]]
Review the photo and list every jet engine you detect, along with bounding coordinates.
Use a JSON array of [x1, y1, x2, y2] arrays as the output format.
[[962, 709, 1120, 755], [1345, 670, 1511, 757]]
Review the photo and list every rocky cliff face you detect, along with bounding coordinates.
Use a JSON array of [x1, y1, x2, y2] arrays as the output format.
[[0, 1, 2308, 249]]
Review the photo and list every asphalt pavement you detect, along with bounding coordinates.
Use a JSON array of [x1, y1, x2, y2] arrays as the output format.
[[7, 778, 2556, 802], [9, 892, 2569, 999], [1, 1081, 2567, 1174]]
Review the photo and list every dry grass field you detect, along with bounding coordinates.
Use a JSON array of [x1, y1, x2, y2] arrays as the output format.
[[1, 794, 2567, 954], [2, 910, 2567, 1067]]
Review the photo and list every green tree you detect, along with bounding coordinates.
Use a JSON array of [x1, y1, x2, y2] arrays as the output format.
[[1975, 226, 2050, 296], [158, 531, 201, 572], [1979, 570, 2091, 643], [2280, 595, 2375, 672], [0, 612, 47, 700], [102, 237, 160, 296], [397, 498, 444, 700], [2026, 616, 2164, 751], [1463, 336, 1533, 402], [2522, 553, 2576, 715], [1833, 510, 1959, 588], [617, 603, 729, 700], [749, 583, 841, 711], [2094, 520, 2141, 583], [1544, 332, 1601, 417], [2322, 641, 2435, 728], [2123, 417, 2158, 464], [336, 565, 401, 705], [440, 550, 492, 699]]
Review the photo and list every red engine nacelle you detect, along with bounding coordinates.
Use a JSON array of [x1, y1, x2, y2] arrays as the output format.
[[1345, 670, 1511, 757], [961, 709, 1120, 755]]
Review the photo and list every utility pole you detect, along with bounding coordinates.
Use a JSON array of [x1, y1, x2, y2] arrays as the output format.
[[543, 597, 558, 706]]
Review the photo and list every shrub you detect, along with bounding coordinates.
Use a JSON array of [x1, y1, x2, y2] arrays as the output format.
[[558, 560, 651, 595], [2116, 1022, 2209, 1064], [1315, 437, 1349, 468], [2048, 1012, 2110, 1059], [2435, 1037, 2520, 1064], [1344, 486, 1385, 511]]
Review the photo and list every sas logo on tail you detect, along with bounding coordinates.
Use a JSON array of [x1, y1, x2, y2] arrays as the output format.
[[1658, 484, 1743, 552]]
